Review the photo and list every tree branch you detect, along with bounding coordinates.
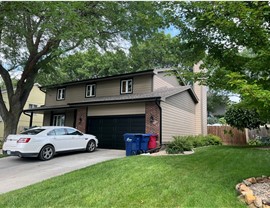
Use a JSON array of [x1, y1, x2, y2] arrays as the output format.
[[0, 86, 9, 121], [24, 14, 35, 55], [0, 64, 14, 103]]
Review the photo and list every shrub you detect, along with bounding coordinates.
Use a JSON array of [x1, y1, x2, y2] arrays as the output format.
[[166, 136, 193, 154], [248, 139, 262, 146], [204, 134, 223, 145], [248, 137, 270, 146], [166, 135, 222, 154]]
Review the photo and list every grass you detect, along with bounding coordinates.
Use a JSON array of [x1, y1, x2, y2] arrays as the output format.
[[0, 146, 270, 207]]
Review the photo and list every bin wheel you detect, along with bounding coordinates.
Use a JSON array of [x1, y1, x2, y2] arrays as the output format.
[[138, 150, 143, 154], [131, 151, 137, 155]]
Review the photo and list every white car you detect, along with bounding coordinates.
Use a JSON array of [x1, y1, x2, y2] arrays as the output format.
[[2, 126, 98, 161]]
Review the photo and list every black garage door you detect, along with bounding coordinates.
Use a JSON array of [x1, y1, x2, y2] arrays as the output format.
[[87, 115, 145, 150]]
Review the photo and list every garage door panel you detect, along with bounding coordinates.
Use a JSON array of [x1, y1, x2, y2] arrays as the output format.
[[87, 115, 145, 149]]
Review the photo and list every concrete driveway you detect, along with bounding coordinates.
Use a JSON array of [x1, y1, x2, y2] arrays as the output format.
[[0, 149, 125, 194]]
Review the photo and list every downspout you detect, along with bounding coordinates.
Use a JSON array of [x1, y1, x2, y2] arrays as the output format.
[[155, 98, 162, 147]]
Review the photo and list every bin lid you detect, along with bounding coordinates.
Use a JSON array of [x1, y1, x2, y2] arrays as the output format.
[[123, 133, 143, 136]]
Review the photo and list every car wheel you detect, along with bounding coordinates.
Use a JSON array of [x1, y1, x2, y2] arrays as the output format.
[[39, 145, 55, 161], [86, 140, 96, 152]]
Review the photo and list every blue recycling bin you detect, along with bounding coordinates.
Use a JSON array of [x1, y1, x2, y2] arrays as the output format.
[[141, 134, 151, 152], [123, 133, 142, 156]]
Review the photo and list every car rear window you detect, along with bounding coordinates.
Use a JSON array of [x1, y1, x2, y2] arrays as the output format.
[[20, 129, 45, 135]]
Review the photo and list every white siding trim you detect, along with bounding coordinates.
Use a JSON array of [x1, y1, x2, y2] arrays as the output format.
[[88, 103, 145, 116]]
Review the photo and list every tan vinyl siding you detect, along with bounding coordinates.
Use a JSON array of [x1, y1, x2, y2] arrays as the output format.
[[88, 103, 145, 116], [133, 75, 152, 93], [154, 71, 179, 88], [65, 110, 75, 127], [193, 63, 207, 135], [43, 112, 51, 126], [45, 88, 66, 106], [153, 76, 174, 90], [166, 91, 196, 114], [96, 79, 120, 97], [194, 83, 207, 135], [161, 102, 196, 143], [45, 75, 152, 106]]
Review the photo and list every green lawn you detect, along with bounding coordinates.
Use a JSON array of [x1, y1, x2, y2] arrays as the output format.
[[0, 146, 269, 207]]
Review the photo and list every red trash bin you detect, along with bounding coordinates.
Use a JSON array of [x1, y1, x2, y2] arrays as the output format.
[[148, 134, 157, 149]]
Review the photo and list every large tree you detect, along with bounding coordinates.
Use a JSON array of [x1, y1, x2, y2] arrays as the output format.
[[36, 32, 181, 85], [36, 48, 132, 86], [0, 1, 164, 139], [169, 1, 270, 125]]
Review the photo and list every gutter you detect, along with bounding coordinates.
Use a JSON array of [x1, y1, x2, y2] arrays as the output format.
[[155, 98, 162, 147]]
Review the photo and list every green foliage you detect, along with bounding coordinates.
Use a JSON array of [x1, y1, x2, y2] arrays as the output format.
[[225, 106, 265, 130], [207, 89, 230, 115], [37, 48, 132, 85], [168, 2, 270, 123], [248, 137, 270, 146], [166, 136, 193, 154], [0, 1, 166, 137], [166, 134, 222, 154], [189, 134, 222, 148], [207, 117, 219, 124], [37, 33, 181, 85], [248, 139, 262, 146], [129, 33, 180, 70]]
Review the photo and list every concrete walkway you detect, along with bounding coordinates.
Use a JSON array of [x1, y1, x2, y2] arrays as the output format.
[[0, 149, 125, 194]]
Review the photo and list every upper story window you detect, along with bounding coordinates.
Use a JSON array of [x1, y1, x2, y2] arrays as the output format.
[[57, 88, 65, 100], [29, 104, 38, 109], [121, 79, 133, 94], [85, 84, 96, 98]]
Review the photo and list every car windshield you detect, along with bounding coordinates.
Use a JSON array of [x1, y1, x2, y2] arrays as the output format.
[[20, 129, 45, 135]]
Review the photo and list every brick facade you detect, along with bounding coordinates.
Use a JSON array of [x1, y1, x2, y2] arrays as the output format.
[[145, 102, 161, 145], [75, 107, 87, 133]]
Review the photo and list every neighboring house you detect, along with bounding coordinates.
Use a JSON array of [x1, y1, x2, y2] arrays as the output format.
[[0, 84, 45, 141], [24, 67, 207, 149]]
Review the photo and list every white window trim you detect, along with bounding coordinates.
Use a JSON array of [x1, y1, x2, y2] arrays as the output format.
[[85, 84, 96, 98], [121, 79, 133, 94], [57, 88, 65, 100]]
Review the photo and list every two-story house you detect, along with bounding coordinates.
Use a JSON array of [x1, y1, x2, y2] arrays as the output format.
[[0, 83, 45, 141], [24, 67, 207, 149]]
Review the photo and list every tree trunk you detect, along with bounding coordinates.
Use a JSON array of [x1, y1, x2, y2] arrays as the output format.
[[3, 111, 21, 140]]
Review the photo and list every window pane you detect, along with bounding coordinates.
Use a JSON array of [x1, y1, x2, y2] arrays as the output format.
[[91, 85, 96, 96], [54, 128, 66, 136], [53, 115, 65, 126], [21, 129, 45, 135], [122, 81, 126, 93], [128, 80, 132, 92], [86, 84, 95, 97], [57, 88, 65, 100]]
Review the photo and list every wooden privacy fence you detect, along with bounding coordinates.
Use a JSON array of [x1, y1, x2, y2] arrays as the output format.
[[207, 125, 247, 145]]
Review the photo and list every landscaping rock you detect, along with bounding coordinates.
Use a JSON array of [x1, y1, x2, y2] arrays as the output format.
[[236, 176, 270, 208], [247, 177, 257, 184], [245, 193, 256, 205], [254, 197, 263, 208], [244, 179, 252, 186]]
